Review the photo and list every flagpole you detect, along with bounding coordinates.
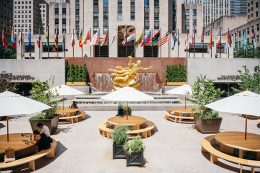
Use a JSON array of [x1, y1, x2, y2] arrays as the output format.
[[56, 25, 58, 59], [211, 27, 212, 58], [193, 25, 195, 58], [151, 29, 153, 57], [160, 29, 162, 58], [20, 26, 22, 59], [134, 28, 136, 57], [178, 28, 179, 58], [29, 28, 31, 59], [99, 27, 100, 57], [64, 32, 66, 58], [228, 28, 229, 58], [90, 27, 92, 57], [47, 24, 49, 59], [168, 28, 171, 57], [219, 27, 221, 59], [82, 30, 83, 58], [38, 25, 40, 59], [125, 25, 127, 57], [73, 29, 75, 58], [108, 28, 109, 57]]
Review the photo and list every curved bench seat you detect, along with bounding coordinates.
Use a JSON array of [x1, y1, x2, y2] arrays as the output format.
[[0, 139, 57, 171], [59, 111, 86, 123], [202, 135, 260, 173], [98, 121, 156, 139], [165, 111, 194, 124]]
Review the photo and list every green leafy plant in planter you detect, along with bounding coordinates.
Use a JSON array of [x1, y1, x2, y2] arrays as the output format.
[[124, 136, 145, 167], [166, 64, 187, 82], [192, 75, 223, 133], [111, 125, 128, 159], [29, 80, 59, 134], [117, 103, 132, 116]]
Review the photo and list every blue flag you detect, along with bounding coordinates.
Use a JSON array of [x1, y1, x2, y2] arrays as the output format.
[[28, 29, 31, 49], [242, 31, 247, 50]]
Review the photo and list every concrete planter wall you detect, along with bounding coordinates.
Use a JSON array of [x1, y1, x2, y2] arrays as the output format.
[[113, 142, 126, 159], [126, 150, 144, 167], [66, 82, 86, 86], [29, 116, 59, 135], [195, 117, 222, 134], [166, 82, 187, 86]]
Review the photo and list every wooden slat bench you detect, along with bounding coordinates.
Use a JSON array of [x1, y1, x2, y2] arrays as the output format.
[[98, 121, 156, 139], [165, 111, 194, 124], [59, 111, 86, 124], [202, 135, 260, 173], [0, 139, 57, 171]]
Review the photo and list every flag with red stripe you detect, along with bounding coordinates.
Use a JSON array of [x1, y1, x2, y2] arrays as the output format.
[[158, 31, 170, 47]]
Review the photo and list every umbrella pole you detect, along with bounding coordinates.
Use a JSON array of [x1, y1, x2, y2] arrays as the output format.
[[63, 96, 64, 110], [6, 116, 9, 142], [126, 102, 128, 120], [185, 95, 187, 110], [245, 115, 248, 140]]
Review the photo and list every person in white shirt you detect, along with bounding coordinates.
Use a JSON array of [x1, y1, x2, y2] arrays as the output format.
[[36, 123, 51, 138]]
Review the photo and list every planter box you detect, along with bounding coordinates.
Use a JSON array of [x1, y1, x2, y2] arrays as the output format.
[[126, 150, 144, 167], [195, 117, 222, 134], [29, 116, 59, 135], [66, 82, 86, 86], [113, 142, 126, 159], [166, 82, 187, 86]]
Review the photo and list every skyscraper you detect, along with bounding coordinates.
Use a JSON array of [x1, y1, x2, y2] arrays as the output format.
[[230, 0, 247, 16], [0, 0, 13, 43]]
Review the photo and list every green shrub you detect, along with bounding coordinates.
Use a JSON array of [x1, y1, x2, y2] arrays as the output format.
[[192, 75, 223, 119], [124, 136, 144, 154], [66, 64, 89, 82], [111, 125, 128, 145], [166, 64, 186, 82], [117, 103, 132, 116]]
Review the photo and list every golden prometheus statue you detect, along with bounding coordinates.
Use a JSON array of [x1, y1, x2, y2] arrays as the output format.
[[108, 56, 152, 91]]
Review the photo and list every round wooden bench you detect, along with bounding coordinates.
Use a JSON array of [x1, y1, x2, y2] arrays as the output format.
[[202, 135, 260, 173], [98, 121, 156, 139], [0, 139, 57, 171], [165, 111, 194, 124], [59, 111, 86, 124]]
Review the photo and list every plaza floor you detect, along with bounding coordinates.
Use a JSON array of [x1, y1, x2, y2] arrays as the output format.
[[0, 111, 259, 173]]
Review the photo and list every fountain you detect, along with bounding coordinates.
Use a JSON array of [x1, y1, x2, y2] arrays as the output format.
[[93, 73, 113, 92]]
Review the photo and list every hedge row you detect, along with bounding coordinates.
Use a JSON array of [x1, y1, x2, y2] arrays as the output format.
[[66, 64, 89, 82], [166, 64, 186, 82]]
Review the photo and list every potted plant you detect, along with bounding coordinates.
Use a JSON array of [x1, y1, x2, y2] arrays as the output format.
[[124, 136, 145, 167], [111, 125, 128, 159], [29, 80, 59, 134], [117, 103, 132, 116], [192, 75, 223, 134]]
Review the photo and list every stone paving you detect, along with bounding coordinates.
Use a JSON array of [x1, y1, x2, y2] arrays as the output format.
[[0, 111, 259, 173]]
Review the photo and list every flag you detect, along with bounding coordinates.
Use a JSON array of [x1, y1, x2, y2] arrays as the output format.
[[78, 30, 83, 48], [62, 33, 65, 50], [216, 28, 221, 48], [37, 31, 41, 48], [55, 29, 59, 49], [101, 31, 108, 46], [83, 30, 91, 44], [11, 26, 16, 48], [90, 30, 99, 46], [200, 31, 204, 48], [252, 32, 256, 48], [225, 30, 231, 50], [234, 31, 238, 48], [71, 32, 75, 47], [18, 30, 23, 46], [45, 26, 49, 40], [140, 30, 152, 47], [158, 31, 170, 47], [242, 31, 247, 50], [28, 29, 31, 49], [191, 29, 195, 46], [209, 30, 213, 49], [122, 30, 135, 45], [171, 31, 178, 50], [110, 30, 117, 45], [1, 28, 8, 48], [152, 29, 161, 45], [184, 32, 189, 50], [135, 29, 144, 47], [123, 26, 127, 45]]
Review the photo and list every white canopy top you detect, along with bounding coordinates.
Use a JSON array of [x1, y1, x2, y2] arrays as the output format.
[[101, 87, 154, 102], [165, 84, 192, 96], [205, 91, 260, 117], [0, 91, 51, 116], [48, 84, 85, 96]]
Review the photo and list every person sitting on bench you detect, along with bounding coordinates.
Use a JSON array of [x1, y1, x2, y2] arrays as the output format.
[[70, 101, 80, 115], [33, 130, 51, 152], [37, 122, 53, 143]]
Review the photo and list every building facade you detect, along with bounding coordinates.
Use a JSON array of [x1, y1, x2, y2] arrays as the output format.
[[40, 1, 49, 34], [230, 0, 247, 16], [0, 0, 13, 44]]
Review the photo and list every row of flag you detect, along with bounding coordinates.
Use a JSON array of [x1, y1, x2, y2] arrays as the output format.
[[2, 27, 257, 51]]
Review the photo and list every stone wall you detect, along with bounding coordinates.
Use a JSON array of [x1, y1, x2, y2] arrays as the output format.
[[66, 57, 186, 84]]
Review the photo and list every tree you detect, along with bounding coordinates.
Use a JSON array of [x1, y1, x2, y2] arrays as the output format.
[[233, 66, 260, 94], [192, 75, 223, 119], [0, 45, 16, 59], [0, 72, 16, 92]]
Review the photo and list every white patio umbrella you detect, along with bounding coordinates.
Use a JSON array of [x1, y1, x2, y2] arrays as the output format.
[[166, 84, 192, 109], [205, 91, 260, 140], [101, 87, 154, 119], [0, 91, 51, 142], [48, 84, 85, 109]]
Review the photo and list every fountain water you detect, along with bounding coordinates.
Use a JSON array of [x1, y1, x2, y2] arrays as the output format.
[[93, 73, 113, 92]]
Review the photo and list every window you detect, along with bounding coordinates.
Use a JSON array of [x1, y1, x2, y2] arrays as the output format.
[[193, 9, 197, 16], [93, 0, 99, 27], [256, 2, 259, 8], [130, 0, 135, 21], [154, 0, 159, 29], [193, 19, 196, 26], [144, 0, 149, 29], [62, 8, 66, 15], [256, 11, 259, 17], [257, 24, 259, 31], [55, 18, 59, 25], [103, 0, 109, 28], [55, 8, 59, 15], [62, 18, 66, 25], [117, 0, 123, 21]]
